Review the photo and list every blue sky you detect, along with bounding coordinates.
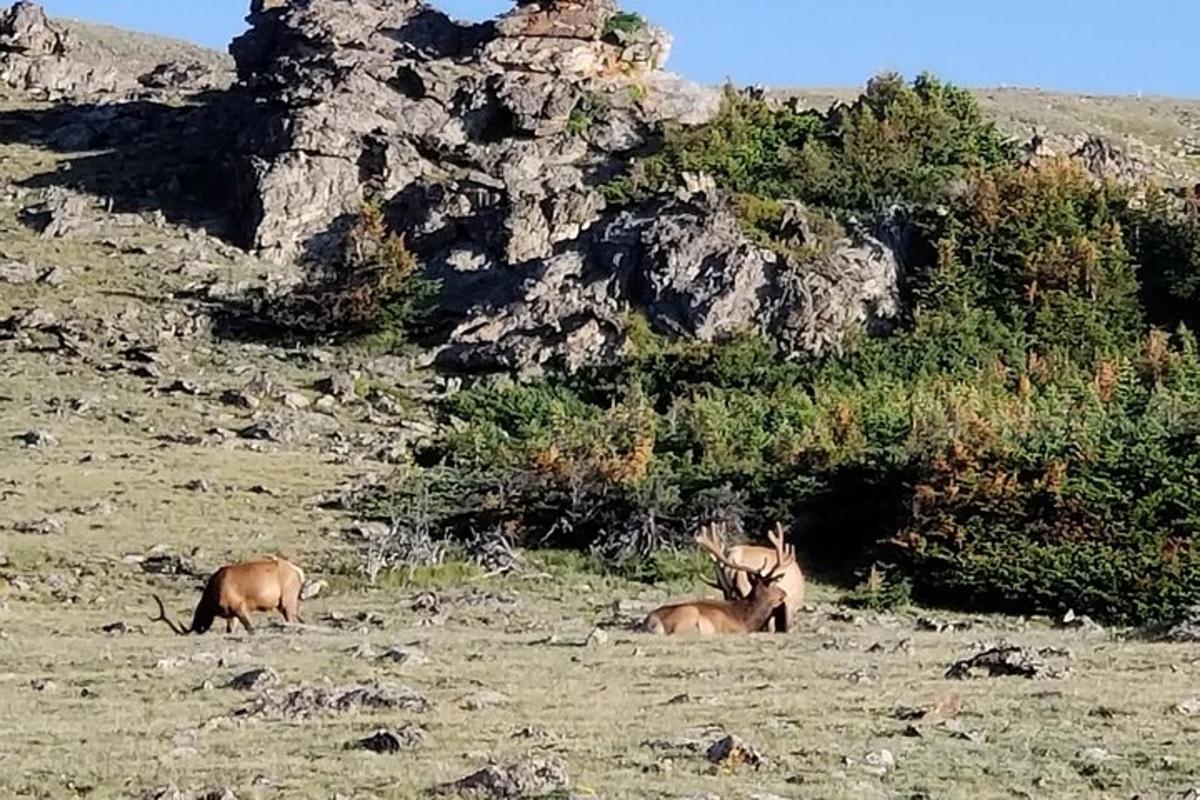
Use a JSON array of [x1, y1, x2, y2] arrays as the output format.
[[38, 0, 1199, 98]]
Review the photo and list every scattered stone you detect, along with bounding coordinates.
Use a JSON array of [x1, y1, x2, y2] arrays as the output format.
[[378, 646, 428, 668], [228, 667, 280, 692], [221, 389, 261, 411], [861, 749, 896, 777], [195, 789, 238, 800], [1174, 698, 1200, 716], [1076, 746, 1116, 767], [411, 591, 440, 615], [705, 735, 765, 771], [841, 668, 875, 685], [348, 725, 426, 754], [30, 678, 56, 692], [100, 621, 129, 636], [946, 644, 1066, 680], [1162, 606, 1200, 643], [13, 429, 56, 448], [237, 418, 289, 443], [0, 261, 38, 284], [432, 757, 569, 798], [462, 689, 511, 711], [38, 266, 70, 286], [233, 683, 429, 720], [13, 516, 64, 535], [916, 616, 973, 633], [140, 552, 200, 576], [511, 725, 552, 741], [1059, 609, 1104, 633], [584, 627, 609, 647], [282, 392, 311, 410], [344, 642, 377, 660], [73, 499, 115, 516], [299, 579, 327, 600], [314, 373, 356, 402], [161, 379, 202, 396], [1037, 646, 1075, 660], [183, 478, 211, 493]]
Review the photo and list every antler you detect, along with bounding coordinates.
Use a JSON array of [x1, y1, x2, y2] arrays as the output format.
[[694, 522, 728, 562], [149, 594, 188, 636], [760, 522, 795, 581], [695, 522, 766, 577]]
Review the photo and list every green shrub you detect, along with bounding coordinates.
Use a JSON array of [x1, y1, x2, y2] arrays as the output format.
[[602, 11, 647, 41], [289, 200, 441, 347], [604, 74, 1014, 215], [1120, 187, 1200, 331]]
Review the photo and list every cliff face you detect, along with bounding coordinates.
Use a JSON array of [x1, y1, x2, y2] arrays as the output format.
[[225, 0, 903, 372]]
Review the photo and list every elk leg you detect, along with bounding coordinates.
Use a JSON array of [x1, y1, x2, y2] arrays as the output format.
[[225, 618, 235, 634], [234, 608, 254, 635], [771, 605, 790, 634], [280, 597, 303, 624]]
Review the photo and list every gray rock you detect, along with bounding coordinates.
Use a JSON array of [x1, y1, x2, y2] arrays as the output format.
[[13, 429, 57, 447], [13, 516, 64, 535], [0, 261, 38, 284], [233, 682, 429, 720], [461, 689, 511, 711], [705, 735, 765, 770], [432, 757, 569, 798], [946, 643, 1068, 680], [348, 725, 426, 754], [228, 667, 280, 692], [1163, 606, 1200, 642]]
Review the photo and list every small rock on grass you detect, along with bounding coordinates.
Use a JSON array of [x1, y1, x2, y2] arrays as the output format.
[[13, 516, 64, 535], [432, 758, 568, 798], [348, 725, 426, 754], [461, 689, 510, 711], [228, 667, 280, 692], [13, 429, 57, 448], [706, 735, 765, 771], [861, 749, 896, 777]]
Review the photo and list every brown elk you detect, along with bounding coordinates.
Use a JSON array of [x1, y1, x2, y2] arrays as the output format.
[[642, 527, 795, 636], [151, 556, 306, 635], [695, 522, 805, 633]]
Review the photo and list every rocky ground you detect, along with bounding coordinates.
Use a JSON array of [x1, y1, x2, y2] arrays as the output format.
[[2, 2, 1200, 798]]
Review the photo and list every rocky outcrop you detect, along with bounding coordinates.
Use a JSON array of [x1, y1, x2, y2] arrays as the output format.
[[0, 1, 232, 100], [229, 0, 900, 372], [0, 1, 123, 98], [439, 193, 901, 372]]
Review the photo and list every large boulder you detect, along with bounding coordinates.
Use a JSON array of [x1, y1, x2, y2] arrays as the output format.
[[226, 0, 901, 372]]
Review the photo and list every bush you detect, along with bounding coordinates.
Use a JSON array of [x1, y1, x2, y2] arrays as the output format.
[[603, 73, 1015, 216], [1121, 187, 1200, 332], [332, 201, 439, 344], [892, 346, 1200, 625], [602, 11, 647, 42]]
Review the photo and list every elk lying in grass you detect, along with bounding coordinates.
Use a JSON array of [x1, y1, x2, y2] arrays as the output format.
[[151, 556, 306, 635], [696, 521, 805, 633], [642, 527, 795, 636]]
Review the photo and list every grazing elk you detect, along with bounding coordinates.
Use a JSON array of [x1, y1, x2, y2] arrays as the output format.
[[642, 527, 795, 636], [151, 556, 306, 635], [696, 522, 805, 633]]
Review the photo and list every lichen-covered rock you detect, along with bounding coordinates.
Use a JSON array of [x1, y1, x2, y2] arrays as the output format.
[[226, 0, 899, 372]]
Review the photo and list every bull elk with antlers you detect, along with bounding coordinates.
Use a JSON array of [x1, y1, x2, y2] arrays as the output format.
[[151, 556, 306, 635], [696, 522, 805, 632], [642, 526, 796, 635]]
